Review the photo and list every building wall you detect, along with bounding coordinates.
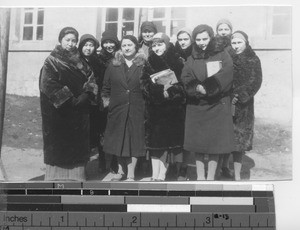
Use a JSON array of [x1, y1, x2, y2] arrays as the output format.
[[5, 7, 292, 126]]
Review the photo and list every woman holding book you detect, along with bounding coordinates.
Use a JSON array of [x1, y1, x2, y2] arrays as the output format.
[[181, 24, 235, 180], [230, 31, 262, 180], [101, 35, 147, 181], [141, 33, 186, 181]]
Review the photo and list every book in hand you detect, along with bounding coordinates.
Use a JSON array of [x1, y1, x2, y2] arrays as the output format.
[[206, 61, 222, 77], [150, 69, 178, 90]]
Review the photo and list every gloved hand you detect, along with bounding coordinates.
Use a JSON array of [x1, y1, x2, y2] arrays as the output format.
[[83, 73, 98, 96], [71, 92, 93, 108]]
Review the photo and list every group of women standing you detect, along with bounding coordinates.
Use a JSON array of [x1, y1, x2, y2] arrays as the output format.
[[39, 18, 262, 182]]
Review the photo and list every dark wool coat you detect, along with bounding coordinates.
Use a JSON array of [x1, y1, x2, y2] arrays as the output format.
[[141, 44, 186, 151], [39, 45, 92, 167], [181, 39, 235, 154], [101, 50, 147, 157], [231, 45, 262, 152]]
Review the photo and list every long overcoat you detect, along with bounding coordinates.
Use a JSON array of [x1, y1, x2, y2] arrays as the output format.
[[231, 45, 262, 152], [39, 45, 92, 167], [101, 50, 147, 157], [141, 44, 186, 151], [181, 39, 235, 154]]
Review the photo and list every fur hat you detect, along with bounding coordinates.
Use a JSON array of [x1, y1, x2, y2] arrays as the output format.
[[141, 21, 157, 33], [216, 18, 233, 32], [152, 32, 170, 49], [177, 27, 193, 42], [121, 35, 139, 52], [101, 30, 120, 49], [231, 30, 249, 44], [58, 27, 79, 43], [192, 24, 214, 41]]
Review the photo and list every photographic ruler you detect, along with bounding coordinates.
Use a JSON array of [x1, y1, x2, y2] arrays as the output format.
[[0, 182, 276, 230]]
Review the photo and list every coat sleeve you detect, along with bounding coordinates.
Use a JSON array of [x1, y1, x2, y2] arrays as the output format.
[[201, 50, 233, 97], [39, 58, 74, 109], [180, 58, 203, 98], [101, 63, 112, 100], [141, 62, 165, 104], [233, 56, 262, 104]]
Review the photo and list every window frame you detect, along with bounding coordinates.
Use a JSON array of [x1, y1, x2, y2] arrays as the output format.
[[147, 7, 187, 38], [102, 7, 140, 39], [20, 8, 44, 41]]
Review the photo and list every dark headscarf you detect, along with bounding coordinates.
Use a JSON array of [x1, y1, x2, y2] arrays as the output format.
[[58, 27, 79, 43], [192, 24, 214, 41], [78, 34, 100, 56], [121, 35, 139, 53], [101, 30, 120, 50]]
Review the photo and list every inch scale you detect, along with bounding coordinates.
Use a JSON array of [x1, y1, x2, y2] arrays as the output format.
[[0, 182, 276, 230]]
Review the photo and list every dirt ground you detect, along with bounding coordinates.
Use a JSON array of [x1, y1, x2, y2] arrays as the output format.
[[0, 94, 292, 181]]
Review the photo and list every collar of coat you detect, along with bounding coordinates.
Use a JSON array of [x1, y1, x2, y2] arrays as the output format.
[[174, 41, 193, 61], [191, 37, 226, 59], [50, 45, 90, 75], [112, 49, 147, 67], [147, 43, 180, 71]]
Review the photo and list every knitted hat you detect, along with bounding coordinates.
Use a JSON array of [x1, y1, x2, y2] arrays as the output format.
[[141, 21, 157, 33], [101, 30, 120, 49], [78, 34, 100, 55], [177, 27, 193, 42], [58, 27, 79, 43], [192, 24, 214, 41], [121, 35, 139, 52], [216, 19, 233, 32], [231, 30, 249, 44], [152, 32, 170, 49]]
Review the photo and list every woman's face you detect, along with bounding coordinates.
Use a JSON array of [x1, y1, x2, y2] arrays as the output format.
[[61, 33, 77, 51], [121, 39, 136, 58], [217, 24, 232, 37], [103, 40, 116, 54], [177, 32, 192, 50], [152, 42, 166, 56], [82, 40, 95, 57], [142, 30, 155, 43], [195, 31, 211, 50], [231, 37, 246, 54]]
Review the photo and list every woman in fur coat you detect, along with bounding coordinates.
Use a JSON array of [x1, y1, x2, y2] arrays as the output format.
[[39, 27, 97, 181], [181, 24, 235, 180], [141, 33, 186, 181], [101, 35, 146, 181], [230, 31, 262, 180]]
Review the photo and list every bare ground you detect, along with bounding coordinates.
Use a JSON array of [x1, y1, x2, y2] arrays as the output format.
[[0, 94, 292, 181]]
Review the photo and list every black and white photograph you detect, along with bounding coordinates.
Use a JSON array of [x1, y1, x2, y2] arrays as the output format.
[[0, 1, 299, 230], [0, 4, 293, 182]]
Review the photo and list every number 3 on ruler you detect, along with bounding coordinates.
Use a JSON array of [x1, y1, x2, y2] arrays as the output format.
[[206, 216, 211, 224]]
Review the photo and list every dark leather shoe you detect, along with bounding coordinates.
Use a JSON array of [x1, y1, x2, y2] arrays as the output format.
[[221, 167, 234, 179]]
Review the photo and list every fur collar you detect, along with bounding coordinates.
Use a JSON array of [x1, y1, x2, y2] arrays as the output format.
[[50, 45, 90, 75], [232, 45, 257, 64], [112, 49, 147, 67], [191, 37, 225, 59], [148, 43, 180, 71], [174, 41, 193, 61]]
